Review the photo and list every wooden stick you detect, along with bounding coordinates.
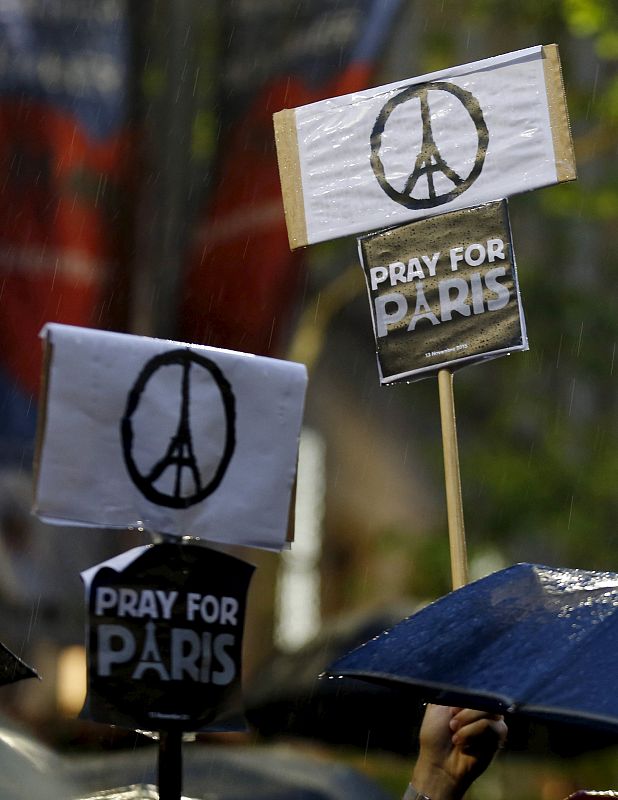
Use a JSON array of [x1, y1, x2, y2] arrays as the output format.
[[158, 729, 183, 800], [437, 369, 468, 589]]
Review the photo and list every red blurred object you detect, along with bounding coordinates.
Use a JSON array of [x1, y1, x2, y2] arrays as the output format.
[[0, 101, 133, 397], [180, 60, 376, 357]]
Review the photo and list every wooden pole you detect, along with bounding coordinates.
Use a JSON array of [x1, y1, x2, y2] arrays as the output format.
[[158, 729, 183, 800], [437, 368, 468, 589]]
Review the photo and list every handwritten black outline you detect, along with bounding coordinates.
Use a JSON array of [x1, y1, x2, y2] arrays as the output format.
[[121, 349, 236, 509], [370, 80, 489, 209]]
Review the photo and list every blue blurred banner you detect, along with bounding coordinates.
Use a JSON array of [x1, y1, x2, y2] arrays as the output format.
[[0, 0, 128, 139], [0, 0, 404, 467]]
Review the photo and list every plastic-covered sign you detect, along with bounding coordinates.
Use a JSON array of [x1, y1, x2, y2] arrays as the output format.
[[274, 45, 575, 248], [34, 324, 307, 550], [358, 200, 528, 383], [81, 543, 254, 732]]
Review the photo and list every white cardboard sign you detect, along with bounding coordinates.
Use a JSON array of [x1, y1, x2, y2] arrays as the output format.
[[274, 45, 575, 248], [34, 324, 307, 550]]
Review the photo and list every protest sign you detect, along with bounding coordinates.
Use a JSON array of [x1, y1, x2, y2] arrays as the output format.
[[34, 324, 307, 550], [81, 543, 254, 732], [274, 44, 575, 248], [359, 200, 527, 384]]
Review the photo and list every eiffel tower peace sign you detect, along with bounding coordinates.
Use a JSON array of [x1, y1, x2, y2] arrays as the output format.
[[370, 80, 489, 210], [121, 349, 236, 509]]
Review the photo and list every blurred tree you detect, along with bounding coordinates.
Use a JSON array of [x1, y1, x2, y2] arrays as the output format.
[[291, 1, 618, 603], [403, 0, 618, 575]]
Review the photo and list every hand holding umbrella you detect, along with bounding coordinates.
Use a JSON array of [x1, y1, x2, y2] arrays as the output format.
[[407, 705, 506, 800], [408, 708, 617, 799]]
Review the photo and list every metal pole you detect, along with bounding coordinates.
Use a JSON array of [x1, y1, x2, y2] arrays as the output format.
[[158, 729, 183, 800]]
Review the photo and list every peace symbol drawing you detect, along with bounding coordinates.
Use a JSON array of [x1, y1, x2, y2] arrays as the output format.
[[121, 349, 236, 509], [370, 80, 489, 210]]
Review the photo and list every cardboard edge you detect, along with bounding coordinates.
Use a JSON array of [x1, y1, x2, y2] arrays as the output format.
[[273, 109, 308, 250], [32, 334, 53, 509], [542, 43, 577, 183], [285, 472, 297, 544]]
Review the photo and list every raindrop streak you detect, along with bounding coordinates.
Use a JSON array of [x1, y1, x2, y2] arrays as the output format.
[[567, 378, 576, 417], [555, 333, 563, 369], [585, 63, 600, 120], [363, 729, 371, 765], [23, 596, 41, 655], [313, 292, 322, 321], [575, 321, 584, 357], [526, 441, 535, 467]]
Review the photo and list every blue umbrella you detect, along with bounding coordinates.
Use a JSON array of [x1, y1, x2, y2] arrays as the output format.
[[327, 563, 618, 735]]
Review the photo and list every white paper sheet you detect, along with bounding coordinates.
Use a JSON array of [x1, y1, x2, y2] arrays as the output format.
[[34, 325, 307, 551]]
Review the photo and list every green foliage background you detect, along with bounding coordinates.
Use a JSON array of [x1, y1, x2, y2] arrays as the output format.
[[392, 0, 618, 581]]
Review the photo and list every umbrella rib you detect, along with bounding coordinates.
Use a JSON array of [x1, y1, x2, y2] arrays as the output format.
[[516, 701, 618, 732], [331, 669, 518, 712]]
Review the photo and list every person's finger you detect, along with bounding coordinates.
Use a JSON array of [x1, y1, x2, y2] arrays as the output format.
[[451, 716, 508, 749], [449, 708, 503, 730]]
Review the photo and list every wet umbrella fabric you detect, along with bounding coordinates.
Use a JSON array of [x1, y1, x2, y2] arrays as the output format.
[[328, 563, 618, 735], [0, 642, 38, 685]]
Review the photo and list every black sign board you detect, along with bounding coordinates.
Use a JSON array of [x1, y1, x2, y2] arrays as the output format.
[[358, 200, 528, 384], [81, 543, 254, 732]]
